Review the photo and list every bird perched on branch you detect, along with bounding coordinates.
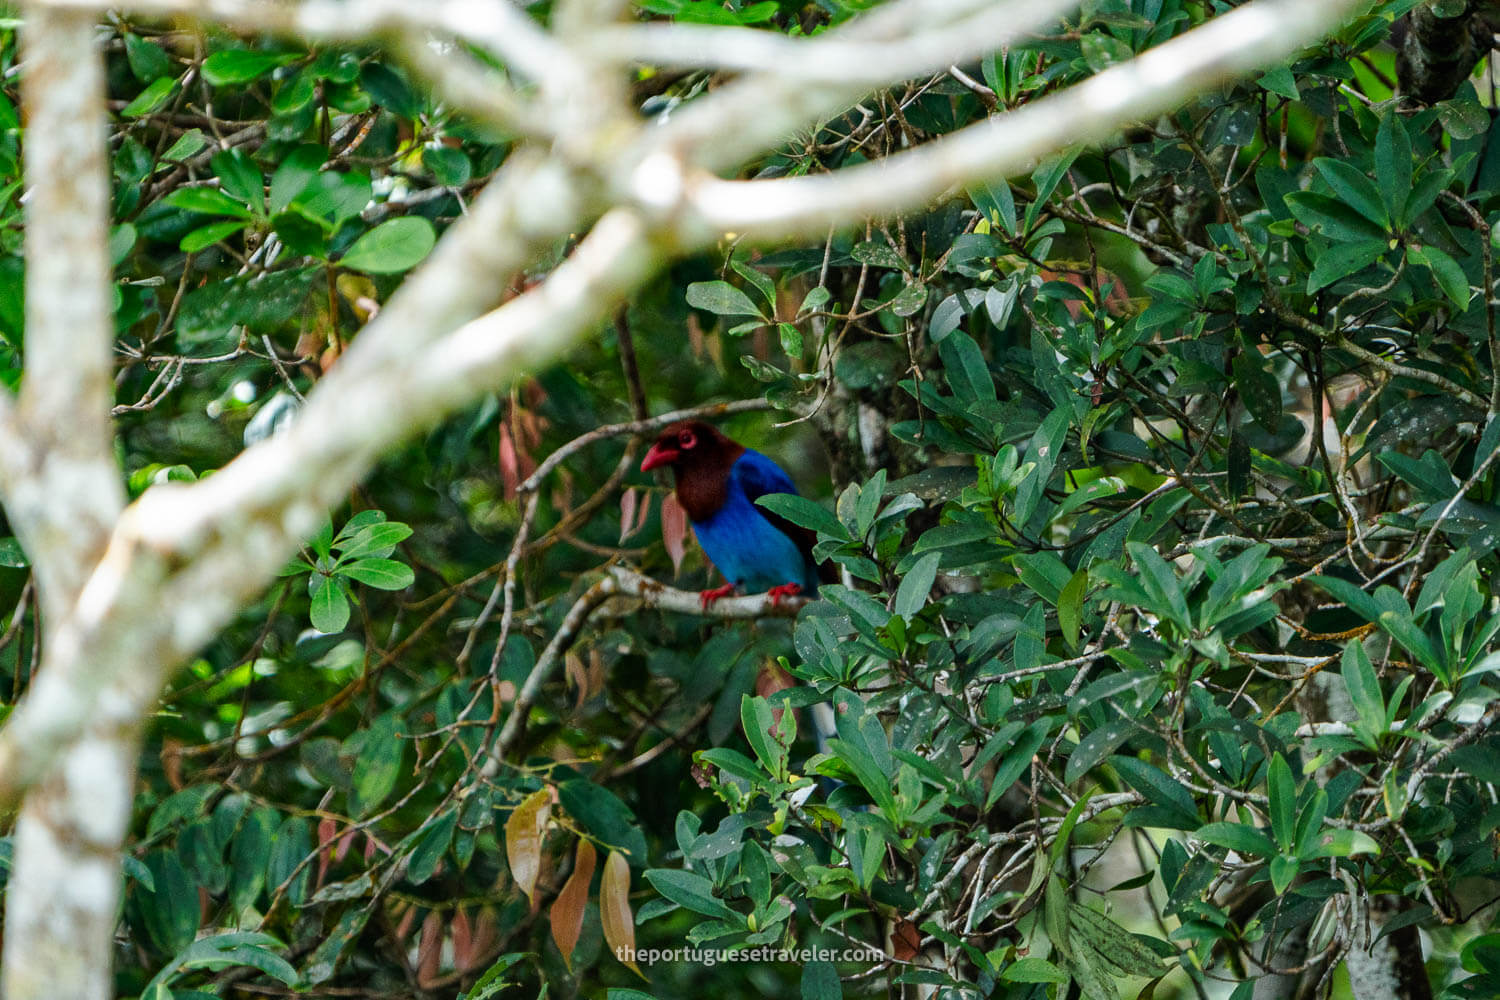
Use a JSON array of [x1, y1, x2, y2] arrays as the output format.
[[641, 421, 826, 608]]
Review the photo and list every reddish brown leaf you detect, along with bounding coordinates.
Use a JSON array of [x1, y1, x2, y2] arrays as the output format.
[[451, 906, 475, 972], [316, 817, 338, 888], [416, 910, 443, 987], [334, 828, 356, 864], [472, 907, 499, 959], [160, 738, 185, 791], [392, 900, 417, 943], [586, 649, 606, 702], [565, 651, 588, 712], [504, 788, 552, 904], [891, 918, 921, 961], [661, 494, 689, 575], [550, 839, 597, 972], [619, 487, 639, 544], [498, 423, 522, 500], [600, 850, 642, 977]]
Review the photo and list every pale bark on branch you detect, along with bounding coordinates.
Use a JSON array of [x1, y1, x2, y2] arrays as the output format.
[[1, 11, 132, 1000]]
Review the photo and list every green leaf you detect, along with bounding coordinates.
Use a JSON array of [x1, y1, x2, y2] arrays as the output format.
[[165, 187, 254, 218], [350, 712, 406, 816], [756, 494, 844, 538], [970, 179, 1017, 235], [850, 240, 907, 270], [1058, 567, 1087, 650], [360, 62, 423, 120], [308, 577, 350, 633], [265, 816, 313, 905], [1068, 904, 1165, 977], [269, 144, 326, 215], [161, 129, 208, 163], [1002, 957, 1068, 983], [146, 933, 298, 994], [1195, 821, 1275, 857], [1307, 240, 1386, 293], [1272, 857, 1296, 893], [1113, 756, 1198, 828], [406, 808, 457, 885], [211, 148, 264, 209], [272, 208, 330, 257], [1125, 541, 1190, 631], [1284, 191, 1389, 243], [740, 695, 788, 780], [1313, 158, 1388, 229], [1407, 244, 1470, 310], [228, 807, 279, 913], [422, 145, 472, 187], [893, 552, 939, 619], [1232, 352, 1282, 429], [557, 779, 648, 860], [1267, 753, 1296, 850], [339, 557, 414, 591], [203, 49, 299, 86], [125, 33, 173, 83], [685, 280, 765, 319], [938, 331, 995, 404], [778, 322, 804, 359], [1065, 717, 1133, 784], [1309, 575, 1384, 630], [176, 266, 319, 347], [180, 220, 249, 253], [1257, 64, 1299, 100], [1341, 641, 1385, 737], [337, 522, 413, 560], [1438, 97, 1489, 140], [271, 69, 316, 115], [988, 719, 1048, 809], [339, 217, 437, 274], [1376, 110, 1412, 225], [1049, 790, 1094, 871], [890, 281, 928, 317], [801, 960, 843, 1000], [1306, 828, 1380, 859], [121, 76, 176, 118], [644, 868, 741, 921]]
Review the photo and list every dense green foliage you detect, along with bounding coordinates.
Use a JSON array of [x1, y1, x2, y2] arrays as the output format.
[[10, 0, 1500, 998]]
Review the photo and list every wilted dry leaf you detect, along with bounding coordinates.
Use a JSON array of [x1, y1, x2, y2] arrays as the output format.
[[600, 850, 642, 977], [505, 787, 552, 904], [416, 909, 443, 987], [661, 494, 688, 575], [451, 906, 476, 972], [550, 839, 597, 972], [891, 918, 921, 961], [619, 487, 639, 544]]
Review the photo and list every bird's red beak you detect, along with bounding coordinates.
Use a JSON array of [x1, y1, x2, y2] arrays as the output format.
[[641, 444, 679, 472]]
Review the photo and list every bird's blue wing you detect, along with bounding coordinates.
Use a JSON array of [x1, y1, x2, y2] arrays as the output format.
[[731, 449, 800, 501], [731, 450, 823, 593]]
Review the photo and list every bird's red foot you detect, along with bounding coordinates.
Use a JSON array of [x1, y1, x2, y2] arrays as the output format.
[[766, 583, 803, 607], [700, 583, 737, 609]]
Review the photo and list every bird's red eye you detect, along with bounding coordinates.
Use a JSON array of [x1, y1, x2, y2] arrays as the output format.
[[679, 430, 697, 449]]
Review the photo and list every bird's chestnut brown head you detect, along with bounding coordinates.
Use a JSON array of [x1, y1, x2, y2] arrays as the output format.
[[640, 421, 741, 473]]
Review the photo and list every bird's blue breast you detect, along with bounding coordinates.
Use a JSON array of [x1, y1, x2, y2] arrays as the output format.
[[690, 452, 819, 595]]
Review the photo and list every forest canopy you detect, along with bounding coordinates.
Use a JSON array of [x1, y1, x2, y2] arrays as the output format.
[[0, 1, 1497, 1000]]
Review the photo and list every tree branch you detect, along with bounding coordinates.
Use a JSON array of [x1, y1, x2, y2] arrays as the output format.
[[1, 13, 133, 1000], [683, 0, 1375, 240], [1, 5, 125, 623]]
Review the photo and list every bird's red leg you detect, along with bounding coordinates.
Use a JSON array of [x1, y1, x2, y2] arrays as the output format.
[[699, 583, 737, 609], [766, 583, 803, 607]]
